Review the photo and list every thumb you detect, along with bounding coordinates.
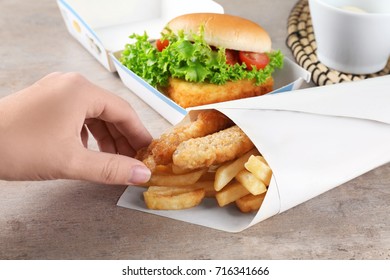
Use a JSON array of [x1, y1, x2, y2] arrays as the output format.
[[66, 149, 151, 185]]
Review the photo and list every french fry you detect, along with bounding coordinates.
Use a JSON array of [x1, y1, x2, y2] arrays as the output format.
[[235, 170, 267, 195], [147, 185, 200, 195], [192, 181, 217, 197], [235, 193, 266, 213], [145, 168, 207, 186], [215, 181, 250, 207], [147, 180, 216, 197], [244, 155, 272, 186], [214, 148, 258, 191], [144, 188, 205, 210]]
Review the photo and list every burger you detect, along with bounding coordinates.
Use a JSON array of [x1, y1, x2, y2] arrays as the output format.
[[121, 13, 284, 108]]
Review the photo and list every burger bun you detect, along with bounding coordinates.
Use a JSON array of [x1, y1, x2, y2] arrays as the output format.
[[166, 13, 272, 53]]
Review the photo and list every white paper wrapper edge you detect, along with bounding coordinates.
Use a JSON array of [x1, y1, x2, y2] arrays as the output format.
[[118, 76, 390, 232]]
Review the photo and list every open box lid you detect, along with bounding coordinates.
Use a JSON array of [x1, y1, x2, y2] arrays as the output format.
[[57, 0, 224, 71]]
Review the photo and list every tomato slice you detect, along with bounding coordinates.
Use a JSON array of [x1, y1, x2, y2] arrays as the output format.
[[239, 51, 270, 70], [225, 49, 239, 66], [156, 39, 169, 51]]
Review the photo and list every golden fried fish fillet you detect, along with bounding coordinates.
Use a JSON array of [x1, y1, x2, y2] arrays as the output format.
[[172, 125, 255, 170], [166, 77, 274, 108], [136, 110, 233, 170]]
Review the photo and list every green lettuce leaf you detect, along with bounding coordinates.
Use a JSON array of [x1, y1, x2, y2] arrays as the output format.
[[120, 28, 284, 88]]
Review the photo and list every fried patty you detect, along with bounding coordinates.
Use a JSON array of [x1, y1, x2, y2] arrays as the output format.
[[172, 125, 255, 170], [136, 110, 233, 170], [166, 77, 274, 108]]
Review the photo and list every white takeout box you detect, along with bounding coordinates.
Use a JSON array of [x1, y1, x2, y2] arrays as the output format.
[[57, 0, 311, 124], [117, 75, 390, 232], [112, 55, 311, 124]]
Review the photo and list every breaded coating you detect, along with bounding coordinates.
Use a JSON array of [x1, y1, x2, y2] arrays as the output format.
[[167, 77, 274, 108], [136, 110, 233, 170], [172, 125, 255, 170]]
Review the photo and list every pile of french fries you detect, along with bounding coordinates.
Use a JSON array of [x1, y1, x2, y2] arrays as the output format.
[[142, 148, 272, 213]]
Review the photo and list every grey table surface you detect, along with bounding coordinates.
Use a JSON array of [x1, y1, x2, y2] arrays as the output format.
[[0, 0, 389, 260]]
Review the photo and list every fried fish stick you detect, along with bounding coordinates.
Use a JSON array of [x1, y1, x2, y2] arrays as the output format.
[[172, 125, 255, 170], [136, 110, 233, 170]]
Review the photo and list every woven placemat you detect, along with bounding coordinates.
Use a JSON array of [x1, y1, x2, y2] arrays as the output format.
[[286, 0, 390, 86]]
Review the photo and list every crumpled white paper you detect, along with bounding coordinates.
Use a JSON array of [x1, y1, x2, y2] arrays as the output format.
[[117, 75, 390, 232]]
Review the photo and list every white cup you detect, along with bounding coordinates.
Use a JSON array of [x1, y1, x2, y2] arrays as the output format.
[[309, 0, 390, 74]]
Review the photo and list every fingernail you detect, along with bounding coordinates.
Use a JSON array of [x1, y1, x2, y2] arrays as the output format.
[[129, 165, 151, 184]]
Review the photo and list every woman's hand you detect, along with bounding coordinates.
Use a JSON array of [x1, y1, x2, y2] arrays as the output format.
[[0, 72, 152, 185]]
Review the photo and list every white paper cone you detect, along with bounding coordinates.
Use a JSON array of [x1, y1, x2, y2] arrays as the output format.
[[118, 76, 390, 232]]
